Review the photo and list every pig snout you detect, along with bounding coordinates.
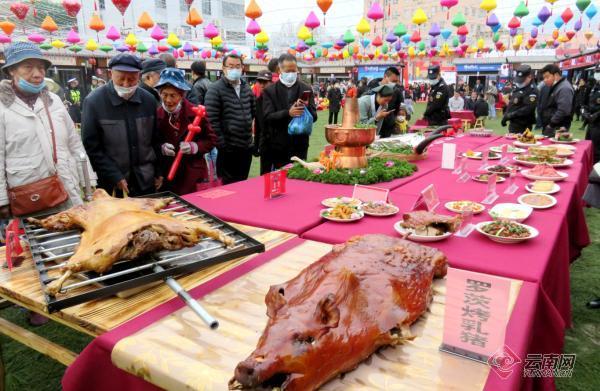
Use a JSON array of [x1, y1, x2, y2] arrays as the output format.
[[232, 358, 261, 388], [231, 356, 289, 390]]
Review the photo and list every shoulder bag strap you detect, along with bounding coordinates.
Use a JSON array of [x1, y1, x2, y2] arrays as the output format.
[[42, 98, 58, 166]]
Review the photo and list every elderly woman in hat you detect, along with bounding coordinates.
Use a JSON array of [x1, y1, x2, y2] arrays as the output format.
[[358, 84, 395, 135], [0, 42, 96, 220], [157, 68, 217, 195]]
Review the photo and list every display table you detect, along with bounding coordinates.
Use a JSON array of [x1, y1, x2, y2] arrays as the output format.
[[451, 110, 477, 125], [62, 238, 549, 391]]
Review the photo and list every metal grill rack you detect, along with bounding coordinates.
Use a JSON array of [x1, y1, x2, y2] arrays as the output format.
[[22, 192, 265, 313]]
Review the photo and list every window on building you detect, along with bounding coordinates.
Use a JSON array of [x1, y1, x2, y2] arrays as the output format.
[[180, 26, 192, 39], [99, 0, 105, 10], [179, 0, 188, 11], [222, 1, 244, 18], [226, 30, 246, 42], [155, 0, 166, 9], [203, 0, 211, 15], [157, 23, 168, 33]]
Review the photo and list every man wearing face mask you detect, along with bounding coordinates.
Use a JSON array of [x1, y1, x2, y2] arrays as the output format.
[[423, 65, 450, 126], [261, 53, 318, 171], [140, 58, 166, 102], [82, 53, 163, 196], [501, 65, 538, 134], [204, 54, 256, 184], [539, 63, 574, 137], [583, 71, 600, 163]]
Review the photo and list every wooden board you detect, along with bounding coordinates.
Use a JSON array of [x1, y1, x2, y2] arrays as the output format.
[[0, 224, 295, 336], [112, 240, 522, 391]]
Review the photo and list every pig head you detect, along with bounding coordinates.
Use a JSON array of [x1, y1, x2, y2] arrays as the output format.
[[229, 234, 448, 391]]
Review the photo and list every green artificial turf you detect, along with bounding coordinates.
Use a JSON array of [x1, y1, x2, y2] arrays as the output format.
[[1, 103, 598, 390]]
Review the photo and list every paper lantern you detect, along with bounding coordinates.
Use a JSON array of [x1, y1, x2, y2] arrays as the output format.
[[150, 24, 165, 41], [477, 38, 485, 50], [574, 19, 582, 32], [531, 27, 538, 38], [372, 35, 383, 46], [167, 33, 181, 48], [527, 38, 537, 48], [381, 44, 389, 54], [124, 32, 137, 46], [10, 2, 29, 20], [41, 16, 58, 33], [394, 23, 407, 37], [247, 19, 261, 35], [360, 38, 370, 48], [69, 45, 82, 53], [305, 11, 321, 30], [0, 21, 16, 36], [509, 28, 517, 37], [137, 12, 154, 30], [0, 34, 12, 44], [137, 42, 148, 53], [186, 8, 203, 27], [412, 8, 428, 25], [459, 34, 467, 43], [157, 45, 169, 52], [429, 23, 441, 37], [385, 30, 397, 43], [245, 0, 262, 19], [451, 13, 466, 28], [584, 31, 593, 40], [204, 23, 219, 39], [585, 4, 597, 19], [61, 0, 81, 17], [111, 0, 132, 16], [408, 46, 415, 57], [317, 0, 333, 14], [538, 6, 551, 23], [576, 0, 591, 12], [296, 40, 308, 52], [89, 12, 105, 33], [39, 42, 52, 50], [561, 8, 574, 24], [430, 37, 438, 47], [410, 30, 421, 43], [51, 39, 66, 49], [255, 31, 269, 44], [367, 2, 384, 21], [116, 44, 129, 53], [85, 39, 98, 51], [66, 28, 80, 44], [28, 33, 45, 44], [305, 37, 317, 46], [441, 28, 452, 40], [491, 24, 501, 33], [486, 13, 499, 28], [297, 25, 311, 41], [552, 29, 559, 39], [452, 36, 459, 47], [508, 16, 521, 29], [147, 44, 158, 55], [514, 1, 529, 18], [182, 42, 194, 54], [480, 0, 496, 13], [532, 17, 543, 27], [356, 18, 370, 34], [343, 29, 355, 43], [210, 35, 223, 47], [106, 26, 120, 41], [554, 17, 564, 29]]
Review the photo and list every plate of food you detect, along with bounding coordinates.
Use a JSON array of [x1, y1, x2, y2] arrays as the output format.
[[486, 164, 521, 176], [513, 155, 572, 168], [513, 140, 543, 147], [476, 220, 539, 244], [321, 196, 362, 208], [472, 174, 507, 183], [518, 193, 557, 209], [321, 205, 364, 222], [393, 211, 462, 242], [513, 128, 540, 147], [550, 133, 579, 144], [445, 201, 485, 214], [489, 145, 526, 154], [488, 203, 533, 223], [462, 150, 501, 160], [361, 201, 400, 217], [504, 133, 519, 140], [554, 145, 576, 157], [521, 164, 568, 181], [525, 181, 560, 194]]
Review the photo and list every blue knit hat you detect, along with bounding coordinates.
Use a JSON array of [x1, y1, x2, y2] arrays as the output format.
[[2, 41, 51, 74], [155, 67, 190, 91]]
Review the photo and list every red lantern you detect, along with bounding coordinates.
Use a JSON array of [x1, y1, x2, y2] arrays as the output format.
[[10, 2, 30, 20], [457, 25, 469, 36], [112, 0, 132, 15], [62, 0, 81, 17], [565, 31, 576, 40], [507, 16, 521, 29]]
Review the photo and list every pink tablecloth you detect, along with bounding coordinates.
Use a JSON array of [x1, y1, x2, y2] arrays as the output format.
[[451, 110, 477, 124], [62, 237, 557, 391]]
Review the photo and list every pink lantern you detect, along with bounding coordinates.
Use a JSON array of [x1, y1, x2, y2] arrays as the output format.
[[0, 34, 12, 44], [28, 33, 45, 44], [367, 3, 384, 21], [66, 28, 80, 44], [305, 11, 321, 29], [150, 24, 165, 41], [106, 25, 120, 41], [246, 19, 261, 35], [204, 23, 219, 39], [440, 0, 458, 19]]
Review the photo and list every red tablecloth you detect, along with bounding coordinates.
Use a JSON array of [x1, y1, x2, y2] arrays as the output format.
[[62, 237, 558, 391], [451, 110, 477, 125]]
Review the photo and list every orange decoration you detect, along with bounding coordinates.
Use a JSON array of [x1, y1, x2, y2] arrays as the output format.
[[88, 12, 105, 32], [137, 11, 154, 30], [186, 7, 203, 27], [0, 20, 16, 35], [41, 16, 58, 33], [245, 0, 262, 19], [317, 0, 333, 14]]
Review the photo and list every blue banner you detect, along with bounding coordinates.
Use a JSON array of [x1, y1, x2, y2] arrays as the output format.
[[456, 64, 502, 73], [357, 65, 396, 81]]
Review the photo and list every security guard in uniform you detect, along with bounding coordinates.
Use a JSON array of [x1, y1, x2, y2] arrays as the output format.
[[501, 65, 538, 134], [423, 65, 450, 126], [583, 70, 600, 163]]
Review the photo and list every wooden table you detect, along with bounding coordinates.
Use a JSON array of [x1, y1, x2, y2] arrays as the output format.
[[0, 224, 296, 367]]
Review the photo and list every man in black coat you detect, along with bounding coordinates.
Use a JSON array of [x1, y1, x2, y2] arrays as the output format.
[[82, 53, 162, 196], [139, 58, 166, 102], [423, 65, 450, 126], [262, 53, 317, 170], [366, 67, 403, 138], [327, 83, 342, 124], [187, 60, 211, 105], [501, 65, 538, 134], [539, 64, 574, 137], [204, 54, 256, 185]]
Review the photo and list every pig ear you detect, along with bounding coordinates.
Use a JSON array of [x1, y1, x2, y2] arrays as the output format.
[[265, 284, 287, 318], [314, 293, 340, 328]]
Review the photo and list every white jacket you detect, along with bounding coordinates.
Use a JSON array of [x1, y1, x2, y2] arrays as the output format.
[[0, 80, 96, 207]]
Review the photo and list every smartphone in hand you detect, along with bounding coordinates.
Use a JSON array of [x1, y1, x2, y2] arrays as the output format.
[[300, 90, 311, 104]]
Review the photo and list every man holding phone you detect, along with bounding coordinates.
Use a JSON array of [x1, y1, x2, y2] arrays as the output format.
[[261, 53, 318, 171]]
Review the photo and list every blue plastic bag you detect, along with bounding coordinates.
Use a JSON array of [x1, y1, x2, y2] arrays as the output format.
[[288, 107, 313, 136]]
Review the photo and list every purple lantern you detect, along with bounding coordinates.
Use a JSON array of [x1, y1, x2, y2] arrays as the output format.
[[394, 40, 403, 51], [486, 13, 500, 28], [538, 6, 551, 24], [385, 30, 397, 44], [335, 38, 347, 48], [574, 19, 582, 32], [553, 40, 560, 48], [430, 37, 438, 48], [459, 34, 466, 44], [182, 42, 194, 54], [296, 40, 308, 52], [429, 23, 441, 37], [509, 28, 518, 37], [148, 44, 159, 56], [531, 27, 538, 38], [116, 44, 129, 52]]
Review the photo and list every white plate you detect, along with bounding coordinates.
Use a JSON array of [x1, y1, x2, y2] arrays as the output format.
[[490, 145, 526, 154], [504, 133, 519, 140], [555, 149, 575, 157], [361, 203, 400, 217], [550, 138, 580, 144], [393, 222, 453, 242], [525, 182, 561, 195], [518, 194, 557, 209], [472, 175, 507, 183], [321, 197, 362, 208], [476, 221, 539, 244], [512, 156, 573, 168], [321, 208, 364, 222], [488, 203, 533, 223], [513, 140, 542, 147], [462, 152, 502, 160], [521, 169, 568, 182], [444, 201, 485, 215]]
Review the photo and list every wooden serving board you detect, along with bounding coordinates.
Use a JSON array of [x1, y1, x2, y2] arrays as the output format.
[[0, 224, 295, 335], [112, 240, 522, 391]]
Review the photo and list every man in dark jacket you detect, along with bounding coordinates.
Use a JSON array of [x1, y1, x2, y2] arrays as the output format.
[[187, 60, 211, 105], [82, 53, 162, 196], [140, 58, 166, 102], [474, 94, 489, 118], [327, 83, 342, 124], [262, 53, 317, 170], [464, 91, 477, 111], [366, 67, 403, 138], [539, 63, 574, 137], [423, 65, 450, 126], [204, 54, 256, 184], [501, 65, 538, 133]]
